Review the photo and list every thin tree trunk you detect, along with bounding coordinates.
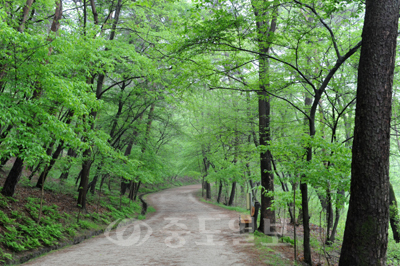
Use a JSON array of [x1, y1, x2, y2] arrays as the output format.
[[59, 148, 77, 180], [99, 174, 109, 192], [301, 92, 313, 264], [326, 187, 333, 235], [77, 149, 91, 209], [217, 180, 223, 203], [389, 182, 400, 243], [248, 179, 256, 201], [18, 0, 34, 33], [36, 141, 65, 188], [28, 161, 42, 180], [206, 182, 211, 199], [89, 0, 98, 24], [228, 182, 236, 206], [327, 190, 344, 244], [88, 161, 104, 194], [75, 169, 83, 186], [37, 111, 73, 187], [120, 178, 130, 195], [128, 180, 135, 200], [133, 181, 141, 201]]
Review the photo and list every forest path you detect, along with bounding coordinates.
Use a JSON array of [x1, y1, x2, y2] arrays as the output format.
[[23, 184, 265, 266]]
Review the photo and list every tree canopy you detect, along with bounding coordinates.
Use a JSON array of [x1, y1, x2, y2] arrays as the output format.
[[0, 0, 399, 265]]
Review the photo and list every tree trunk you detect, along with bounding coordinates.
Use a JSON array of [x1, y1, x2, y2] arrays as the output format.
[[202, 156, 211, 200], [258, 90, 276, 233], [18, 0, 34, 33], [228, 182, 236, 206], [75, 169, 83, 186], [133, 181, 141, 201], [301, 92, 313, 264], [248, 179, 257, 201], [37, 112, 73, 188], [315, 188, 333, 227], [217, 180, 223, 203], [300, 180, 311, 260], [120, 179, 130, 195], [88, 161, 104, 194], [1, 156, 24, 197], [28, 161, 42, 180], [389, 182, 400, 243], [59, 148, 77, 180], [77, 149, 91, 209], [327, 189, 345, 244], [339, 1, 399, 264], [251, 1, 278, 235], [59, 171, 70, 180], [87, 175, 98, 194], [36, 141, 64, 188], [326, 187, 333, 234], [206, 181, 211, 200], [128, 180, 135, 200], [99, 174, 109, 192]]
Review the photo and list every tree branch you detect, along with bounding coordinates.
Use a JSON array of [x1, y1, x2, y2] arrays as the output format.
[[293, 0, 341, 59]]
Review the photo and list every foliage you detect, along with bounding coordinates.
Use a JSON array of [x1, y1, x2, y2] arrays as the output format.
[[0, 0, 399, 264]]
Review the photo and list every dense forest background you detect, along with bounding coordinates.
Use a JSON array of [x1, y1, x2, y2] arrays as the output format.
[[0, 0, 399, 265]]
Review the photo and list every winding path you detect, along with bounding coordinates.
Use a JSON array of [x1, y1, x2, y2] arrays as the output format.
[[23, 184, 264, 266]]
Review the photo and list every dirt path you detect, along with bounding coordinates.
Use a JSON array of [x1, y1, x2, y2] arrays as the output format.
[[23, 185, 265, 266]]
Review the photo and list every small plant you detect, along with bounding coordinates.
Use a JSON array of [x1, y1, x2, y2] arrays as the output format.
[[78, 220, 91, 229], [10, 210, 23, 220], [41, 237, 55, 246], [27, 197, 41, 204], [63, 212, 71, 219], [3, 240, 26, 252], [281, 236, 295, 245], [0, 249, 12, 264], [64, 226, 76, 237], [101, 218, 111, 225], [1, 226, 26, 252], [40, 216, 54, 226], [44, 224, 63, 239], [0, 210, 15, 226], [91, 212, 100, 221], [6, 196, 18, 203], [23, 237, 42, 249], [0, 196, 8, 208]]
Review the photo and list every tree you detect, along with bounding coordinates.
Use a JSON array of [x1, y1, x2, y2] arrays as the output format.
[[339, 0, 400, 264], [1, 0, 64, 197], [251, 0, 278, 235]]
